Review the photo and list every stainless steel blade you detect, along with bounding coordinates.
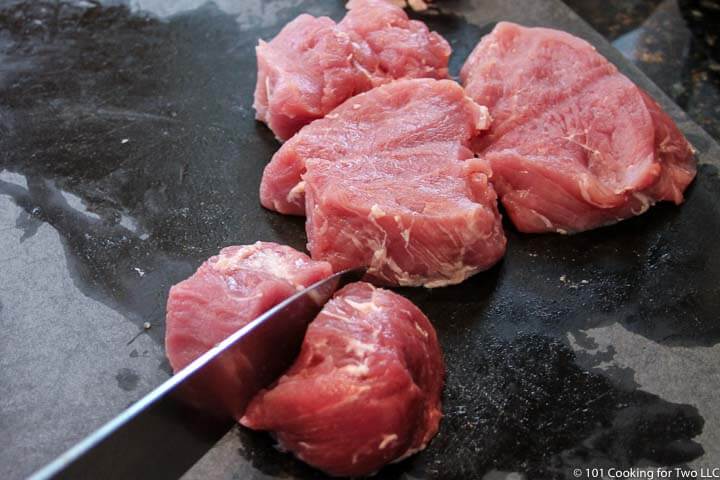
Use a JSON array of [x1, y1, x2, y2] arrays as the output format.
[[29, 267, 366, 480]]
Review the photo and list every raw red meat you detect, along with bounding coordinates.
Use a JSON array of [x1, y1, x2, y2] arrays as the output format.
[[461, 22, 696, 234], [254, 0, 451, 141], [261, 78, 505, 287], [165, 242, 332, 374], [241, 282, 444, 477], [260, 78, 492, 216], [305, 154, 506, 287]]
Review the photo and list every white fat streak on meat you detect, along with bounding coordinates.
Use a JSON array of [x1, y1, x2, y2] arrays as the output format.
[[321, 309, 352, 323], [213, 243, 264, 270], [286, 180, 305, 204], [264, 74, 273, 106], [379, 434, 398, 450], [393, 214, 414, 248], [563, 129, 602, 160], [423, 263, 480, 288], [391, 442, 427, 464], [527, 206, 556, 230], [630, 192, 654, 215], [366, 204, 391, 277], [369, 205, 386, 218], [337, 196, 489, 286], [225, 276, 264, 300], [351, 51, 374, 81], [391, 209, 483, 286], [212, 242, 297, 284], [394, 213, 474, 286], [578, 175, 600, 207], [414, 321, 429, 338], [211, 242, 305, 290], [341, 361, 370, 377], [342, 292, 381, 356], [345, 298, 381, 314], [408, 215, 484, 287], [365, 206, 454, 287], [345, 338, 377, 356], [470, 102, 492, 130], [327, 291, 384, 378]]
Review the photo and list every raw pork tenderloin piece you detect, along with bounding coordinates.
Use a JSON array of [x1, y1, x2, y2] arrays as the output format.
[[165, 242, 332, 415], [241, 282, 444, 477], [254, 0, 451, 141], [461, 22, 696, 234], [305, 154, 506, 287], [262, 78, 506, 287]]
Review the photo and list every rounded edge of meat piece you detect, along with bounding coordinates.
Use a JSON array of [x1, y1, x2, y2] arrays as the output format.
[[638, 90, 697, 204], [165, 241, 333, 374], [342, 0, 451, 82], [254, 14, 370, 142], [240, 282, 444, 477]]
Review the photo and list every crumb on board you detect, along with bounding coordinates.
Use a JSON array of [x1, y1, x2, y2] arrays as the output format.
[[388, 0, 431, 12]]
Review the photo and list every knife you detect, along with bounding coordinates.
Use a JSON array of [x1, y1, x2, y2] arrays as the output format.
[[29, 267, 366, 480]]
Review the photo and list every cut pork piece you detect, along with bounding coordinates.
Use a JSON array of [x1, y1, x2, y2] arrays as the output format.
[[165, 242, 332, 416], [461, 22, 696, 234], [254, 0, 451, 141], [261, 78, 505, 287], [241, 282, 444, 477], [260, 78, 493, 216], [305, 155, 506, 287]]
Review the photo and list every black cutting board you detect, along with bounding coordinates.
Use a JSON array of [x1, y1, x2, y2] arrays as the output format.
[[1, 1, 719, 479]]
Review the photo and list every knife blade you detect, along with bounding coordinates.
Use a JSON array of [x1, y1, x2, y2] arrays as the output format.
[[29, 267, 366, 480]]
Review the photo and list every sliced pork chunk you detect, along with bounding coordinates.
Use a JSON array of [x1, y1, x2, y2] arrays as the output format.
[[261, 78, 493, 217], [261, 78, 505, 287], [241, 282, 444, 477], [254, 0, 450, 141], [305, 155, 506, 287], [165, 242, 332, 374], [461, 22, 696, 234]]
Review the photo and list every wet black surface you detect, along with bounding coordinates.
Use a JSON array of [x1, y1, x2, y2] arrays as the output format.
[[1, 1, 719, 479], [237, 335, 705, 479], [115, 367, 140, 391]]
